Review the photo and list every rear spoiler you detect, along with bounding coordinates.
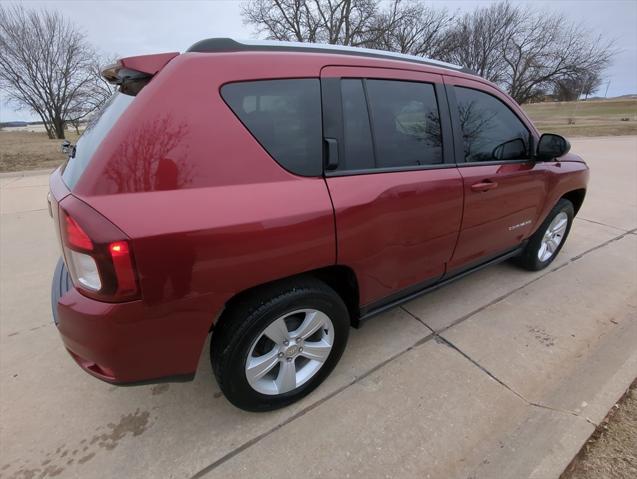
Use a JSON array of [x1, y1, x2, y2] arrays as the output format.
[[102, 52, 179, 95]]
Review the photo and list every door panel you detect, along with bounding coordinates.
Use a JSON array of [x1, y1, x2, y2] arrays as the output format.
[[449, 163, 547, 270], [326, 169, 463, 305], [444, 76, 550, 271], [321, 66, 463, 306]]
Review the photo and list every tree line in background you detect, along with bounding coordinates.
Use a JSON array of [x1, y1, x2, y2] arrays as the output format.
[[0, 5, 115, 139], [243, 0, 615, 104], [0, 1, 615, 139]]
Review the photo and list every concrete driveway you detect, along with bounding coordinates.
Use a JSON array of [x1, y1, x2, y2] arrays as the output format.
[[1, 136, 636, 479]]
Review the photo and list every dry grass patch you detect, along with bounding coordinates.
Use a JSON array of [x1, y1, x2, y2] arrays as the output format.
[[523, 99, 637, 138], [562, 380, 637, 479], [0, 130, 78, 172]]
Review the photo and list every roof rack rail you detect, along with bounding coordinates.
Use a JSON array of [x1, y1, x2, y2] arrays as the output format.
[[187, 38, 473, 74]]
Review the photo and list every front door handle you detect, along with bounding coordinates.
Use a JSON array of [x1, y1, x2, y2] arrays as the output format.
[[471, 180, 498, 192]]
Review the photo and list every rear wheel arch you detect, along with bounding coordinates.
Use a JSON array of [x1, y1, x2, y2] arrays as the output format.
[[212, 265, 361, 335], [309, 265, 360, 325], [210, 275, 350, 411]]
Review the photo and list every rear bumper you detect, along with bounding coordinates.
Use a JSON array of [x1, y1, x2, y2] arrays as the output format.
[[51, 258, 211, 384]]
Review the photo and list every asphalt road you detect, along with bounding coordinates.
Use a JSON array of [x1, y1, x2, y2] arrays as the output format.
[[1, 136, 636, 479]]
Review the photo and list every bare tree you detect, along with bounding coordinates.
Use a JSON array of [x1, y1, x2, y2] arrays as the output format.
[[242, 0, 616, 105], [242, 0, 381, 46], [580, 71, 603, 100], [442, 2, 614, 104], [552, 70, 603, 102], [365, 0, 452, 57], [503, 14, 613, 103], [242, 0, 317, 42], [440, 2, 519, 83], [244, 0, 433, 47], [552, 77, 583, 102], [314, 0, 378, 45], [67, 55, 118, 133], [0, 4, 95, 139]]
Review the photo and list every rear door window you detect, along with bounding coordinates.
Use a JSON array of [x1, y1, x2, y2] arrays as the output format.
[[341, 79, 375, 170], [338, 79, 443, 171], [221, 79, 323, 176], [366, 80, 442, 168]]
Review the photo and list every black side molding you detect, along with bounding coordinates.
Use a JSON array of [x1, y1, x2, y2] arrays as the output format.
[[102, 373, 196, 387]]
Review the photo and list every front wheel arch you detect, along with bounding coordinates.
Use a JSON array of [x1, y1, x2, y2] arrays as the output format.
[[517, 198, 574, 271], [561, 188, 586, 215], [530, 188, 585, 238]]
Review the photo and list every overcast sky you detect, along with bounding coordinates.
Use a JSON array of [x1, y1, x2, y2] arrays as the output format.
[[1, 0, 636, 122]]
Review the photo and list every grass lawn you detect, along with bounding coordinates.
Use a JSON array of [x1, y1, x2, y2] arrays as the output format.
[[523, 98, 637, 137], [0, 130, 80, 173], [1, 98, 636, 173]]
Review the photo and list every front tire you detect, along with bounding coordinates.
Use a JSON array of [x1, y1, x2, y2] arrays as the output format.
[[516, 198, 574, 271], [211, 278, 350, 411]]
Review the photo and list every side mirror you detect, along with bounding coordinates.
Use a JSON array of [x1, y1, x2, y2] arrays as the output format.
[[492, 138, 527, 161], [536, 134, 570, 161], [61, 140, 72, 154]]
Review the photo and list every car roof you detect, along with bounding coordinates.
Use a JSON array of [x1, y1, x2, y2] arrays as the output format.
[[187, 38, 476, 76]]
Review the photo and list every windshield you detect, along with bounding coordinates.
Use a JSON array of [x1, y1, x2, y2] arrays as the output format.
[[61, 92, 134, 189]]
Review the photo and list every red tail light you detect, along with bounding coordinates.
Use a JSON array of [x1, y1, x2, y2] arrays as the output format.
[[109, 241, 137, 297], [64, 213, 93, 251], [58, 198, 140, 302]]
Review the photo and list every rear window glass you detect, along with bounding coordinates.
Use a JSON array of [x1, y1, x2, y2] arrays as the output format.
[[341, 79, 374, 170], [365, 79, 442, 168], [221, 79, 323, 176], [62, 92, 133, 189]]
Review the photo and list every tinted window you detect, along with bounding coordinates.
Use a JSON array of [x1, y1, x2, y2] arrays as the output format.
[[62, 92, 133, 189], [455, 87, 530, 162], [341, 79, 374, 170], [221, 79, 322, 176], [366, 80, 442, 168]]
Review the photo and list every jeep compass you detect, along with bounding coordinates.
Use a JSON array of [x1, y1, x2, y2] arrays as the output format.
[[49, 38, 589, 411]]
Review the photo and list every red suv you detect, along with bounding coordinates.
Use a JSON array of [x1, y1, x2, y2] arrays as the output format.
[[49, 38, 589, 411]]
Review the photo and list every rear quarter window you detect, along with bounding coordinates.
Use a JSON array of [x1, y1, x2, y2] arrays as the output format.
[[221, 79, 323, 176], [61, 92, 133, 189]]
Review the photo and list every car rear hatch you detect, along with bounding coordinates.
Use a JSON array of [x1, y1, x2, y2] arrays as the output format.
[[50, 52, 179, 316]]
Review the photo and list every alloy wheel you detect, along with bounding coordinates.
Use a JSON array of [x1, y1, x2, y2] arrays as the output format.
[[245, 309, 334, 395], [538, 211, 568, 262]]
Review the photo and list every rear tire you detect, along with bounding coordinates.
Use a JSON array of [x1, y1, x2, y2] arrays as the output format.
[[516, 198, 574, 271], [210, 277, 350, 411], [51, 257, 71, 325]]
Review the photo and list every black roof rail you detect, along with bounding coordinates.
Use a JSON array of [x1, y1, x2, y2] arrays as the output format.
[[187, 38, 475, 75]]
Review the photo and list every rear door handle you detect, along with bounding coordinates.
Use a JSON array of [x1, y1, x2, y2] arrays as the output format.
[[325, 138, 339, 170], [471, 180, 498, 192]]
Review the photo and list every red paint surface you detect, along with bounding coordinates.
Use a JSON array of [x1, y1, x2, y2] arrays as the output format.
[[327, 170, 464, 304], [450, 162, 551, 269], [119, 52, 179, 75]]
